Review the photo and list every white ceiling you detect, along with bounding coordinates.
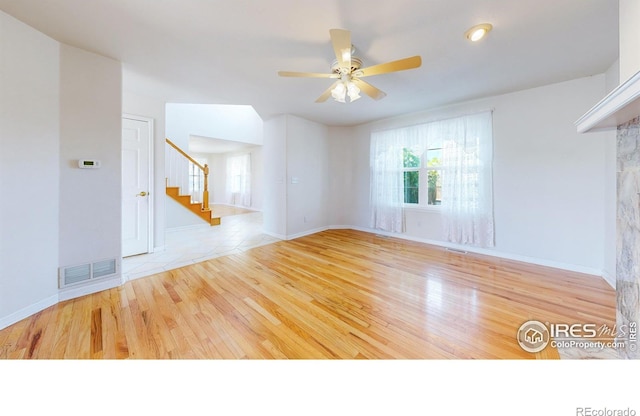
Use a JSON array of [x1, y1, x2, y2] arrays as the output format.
[[0, 0, 619, 127]]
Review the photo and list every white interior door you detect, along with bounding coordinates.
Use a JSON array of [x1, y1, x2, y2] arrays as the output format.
[[122, 115, 153, 257]]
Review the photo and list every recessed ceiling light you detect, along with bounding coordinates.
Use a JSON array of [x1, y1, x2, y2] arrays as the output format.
[[465, 23, 493, 42]]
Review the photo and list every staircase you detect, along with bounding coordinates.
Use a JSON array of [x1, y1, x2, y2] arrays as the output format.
[[165, 185, 221, 226], [165, 138, 221, 226]]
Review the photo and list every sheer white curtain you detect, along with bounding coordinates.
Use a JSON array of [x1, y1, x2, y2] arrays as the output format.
[[369, 126, 422, 233], [370, 129, 405, 233], [226, 153, 251, 207], [440, 111, 494, 247], [370, 111, 494, 246]]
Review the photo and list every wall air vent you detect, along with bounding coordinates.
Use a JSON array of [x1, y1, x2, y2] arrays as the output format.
[[59, 258, 118, 288]]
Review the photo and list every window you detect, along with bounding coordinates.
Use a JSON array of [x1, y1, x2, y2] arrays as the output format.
[[403, 147, 420, 204], [226, 153, 251, 207], [402, 138, 443, 207], [426, 146, 443, 206], [370, 110, 494, 247], [189, 157, 208, 202]]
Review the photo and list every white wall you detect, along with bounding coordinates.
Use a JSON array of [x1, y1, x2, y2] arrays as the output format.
[[165, 103, 264, 228], [285, 116, 329, 236], [619, 0, 640, 83], [123, 91, 167, 250], [166, 103, 263, 149], [165, 197, 205, 229], [0, 11, 60, 326], [250, 146, 264, 212], [263, 116, 288, 237], [263, 114, 330, 239], [327, 127, 354, 226], [58, 44, 123, 298], [603, 60, 620, 286], [197, 146, 263, 211], [209, 153, 227, 204], [337, 75, 612, 275], [0, 13, 124, 328]]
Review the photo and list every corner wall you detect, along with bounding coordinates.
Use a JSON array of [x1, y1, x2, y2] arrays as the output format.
[[263, 115, 330, 239], [0, 11, 60, 325], [58, 44, 123, 299], [263, 116, 288, 237], [0, 12, 125, 329]]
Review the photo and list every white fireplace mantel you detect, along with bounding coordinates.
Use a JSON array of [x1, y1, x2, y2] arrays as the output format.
[[575, 70, 640, 133]]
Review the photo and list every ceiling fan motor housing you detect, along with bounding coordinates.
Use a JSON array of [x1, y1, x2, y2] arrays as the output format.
[[331, 56, 363, 74], [277, 29, 421, 102]]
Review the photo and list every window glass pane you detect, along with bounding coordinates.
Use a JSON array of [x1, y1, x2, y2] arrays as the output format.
[[403, 147, 421, 168], [404, 171, 419, 204], [427, 147, 442, 167], [427, 170, 442, 205]]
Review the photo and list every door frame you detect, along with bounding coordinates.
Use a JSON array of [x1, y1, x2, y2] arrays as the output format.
[[122, 113, 155, 257]]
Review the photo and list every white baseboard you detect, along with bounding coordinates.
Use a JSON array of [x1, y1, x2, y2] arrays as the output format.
[[340, 225, 607, 279], [283, 226, 331, 240], [58, 275, 122, 302], [0, 294, 58, 331], [0, 223, 613, 331], [601, 270, 616, 289], [263, 225, 332, 241], [0, 275, 123, 331], [262, 230, 287, 240], [268, 223, 608, 279]]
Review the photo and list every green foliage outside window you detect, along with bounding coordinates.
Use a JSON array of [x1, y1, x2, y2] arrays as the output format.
[[403, 148, 442, 205], [404, 171, 419, 203], [427, 156, 440, 205], [403, 148, 420, 203], [403, 148, 420, 168]]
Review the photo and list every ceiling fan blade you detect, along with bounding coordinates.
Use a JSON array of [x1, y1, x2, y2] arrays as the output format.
[[315, 81, 341, 103], [329, 28, 352, 69], [351, 78, 387, 101], [278, 71, 338, 78], [357, 55, 422, 77]]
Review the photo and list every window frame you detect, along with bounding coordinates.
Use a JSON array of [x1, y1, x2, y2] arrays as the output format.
[[402, 145, 444, 210]]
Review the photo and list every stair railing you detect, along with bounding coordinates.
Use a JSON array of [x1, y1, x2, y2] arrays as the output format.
[[165, 138, 210, 212]]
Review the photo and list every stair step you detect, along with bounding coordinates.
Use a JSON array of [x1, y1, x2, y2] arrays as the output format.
[[166, 185, 219, 227]]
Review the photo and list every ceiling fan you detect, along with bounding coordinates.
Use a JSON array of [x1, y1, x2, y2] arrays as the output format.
[[278, 29, 422, 103]]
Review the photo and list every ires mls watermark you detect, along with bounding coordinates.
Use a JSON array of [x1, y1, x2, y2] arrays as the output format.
[[516, 320, 637, 353]]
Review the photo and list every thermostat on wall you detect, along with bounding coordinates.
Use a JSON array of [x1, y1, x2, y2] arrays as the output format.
[[78, 159, 101, 169]]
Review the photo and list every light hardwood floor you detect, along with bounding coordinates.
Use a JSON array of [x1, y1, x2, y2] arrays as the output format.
[[0, 229, 616, 359]]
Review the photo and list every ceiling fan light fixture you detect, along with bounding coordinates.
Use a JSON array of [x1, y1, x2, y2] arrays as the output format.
[[465, 23, 493, 42], [331, 80, 361, 103], [331, 82, 347, 102], [347, 82, 361, 102]]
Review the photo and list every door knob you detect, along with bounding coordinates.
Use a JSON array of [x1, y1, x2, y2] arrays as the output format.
[[136, 191, 148, 197]]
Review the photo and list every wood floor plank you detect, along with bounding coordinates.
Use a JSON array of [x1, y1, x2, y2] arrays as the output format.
[[0, 229, 617, 359]]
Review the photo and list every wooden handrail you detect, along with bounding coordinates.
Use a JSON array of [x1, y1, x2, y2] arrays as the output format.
[[166, 138, 205, 171], [165, 138, 210, 212]]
